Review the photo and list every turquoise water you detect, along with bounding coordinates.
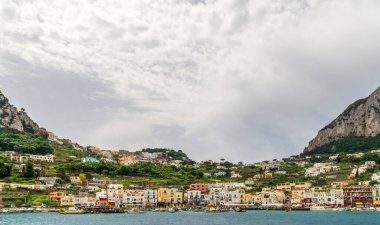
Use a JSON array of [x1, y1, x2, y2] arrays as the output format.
[[0, 211, 380, 225]]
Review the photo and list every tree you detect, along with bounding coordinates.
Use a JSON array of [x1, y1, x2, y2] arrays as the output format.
[[23, 161, 35, 178], [369, 180, 379, 186], [79, 173, 87, 186], [56, 178, 65, 188], [0, 162, 12, 178], [355, 168, 359, 178]]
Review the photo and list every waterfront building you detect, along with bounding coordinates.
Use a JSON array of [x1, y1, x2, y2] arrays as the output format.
[[157, 188, 183, 206], [343, 187, 373, 207], [372, 185, 380, 206], [187, 190, 204, 206], [122, 190, 145, 207], [145, 190, 158, 206], [61, 194, 75, 206]]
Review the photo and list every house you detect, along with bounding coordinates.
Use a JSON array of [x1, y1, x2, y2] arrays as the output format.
[[82, 157, 99, 163], [61, 194, 75, 206], [50, 192, 65, 202], [214, 171, 227, 177], [157, 188, 183, 206], [347, 152, 364, 158], [230, 171, 242, 178], [187, 190, 204, 206], [70, 176, 82, 185], [371, 149, 380, 153], [209, 188, 223, 206], [330, 181, 349, 188], [189, 184, 207, 193], [372, 172, 380, 182], [145, 190, 158, 206], [244, 179, 255, 185], [122, 190, 145, 207], [276, 182, 312, 191], [222, 190, 245, 205], [274, 171, 287, 175], [305, 163, 340, 177], [88, 177, 107, 187], [29, 154, 55, 163], [365, 161, 376, 168]]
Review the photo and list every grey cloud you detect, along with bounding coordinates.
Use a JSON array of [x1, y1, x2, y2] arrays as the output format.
[[1, 0, 380, 162]]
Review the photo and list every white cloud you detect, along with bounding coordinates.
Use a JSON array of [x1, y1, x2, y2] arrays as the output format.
[[1, 0, 380, 162]]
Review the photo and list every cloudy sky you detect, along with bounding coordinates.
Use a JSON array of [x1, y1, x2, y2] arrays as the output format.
[[1, 0, 380, 163]]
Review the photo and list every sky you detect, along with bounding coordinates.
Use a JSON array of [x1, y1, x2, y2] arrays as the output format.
[[1, 0, 380, 163]]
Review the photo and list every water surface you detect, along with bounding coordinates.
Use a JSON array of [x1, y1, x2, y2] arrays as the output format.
[[0, 211, 379, 225]]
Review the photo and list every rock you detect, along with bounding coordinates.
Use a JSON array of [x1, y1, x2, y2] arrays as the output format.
[[0, 90, 39, 132], [304, 87, 380, 153]]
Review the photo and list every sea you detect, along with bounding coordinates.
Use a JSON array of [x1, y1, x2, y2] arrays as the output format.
[[0, 211, 379, 225]]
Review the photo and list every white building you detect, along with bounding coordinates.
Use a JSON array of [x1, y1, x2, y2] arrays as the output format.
[[372, 172, 380, 182], [187, 190, 203, 205], [145, 190, 157, 206]]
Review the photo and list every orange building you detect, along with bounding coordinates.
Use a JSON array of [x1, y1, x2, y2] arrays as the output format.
[[189, 184, 207, 193], [50, 192, 65, 202]]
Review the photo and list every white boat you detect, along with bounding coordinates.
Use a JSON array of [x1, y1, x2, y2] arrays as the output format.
[[310, 206, 326, 211]]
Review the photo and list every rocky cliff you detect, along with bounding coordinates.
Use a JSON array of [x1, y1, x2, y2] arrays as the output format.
[[0, 90, 39, 132], [304, 87, 380, 153]]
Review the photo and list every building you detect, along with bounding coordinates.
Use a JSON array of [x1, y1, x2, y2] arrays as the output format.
[[303, 189, 344, 207], [157, 188, 183, 206], [214, 171, 227, 177], [222, 190, 245, 205], [189, 184, 207, 193], [230, 171, 242, 178], [373, 186, 380, 206], [122, 190, 145, 207], [50, 192, 65, 202], [187, 190, 203, 206], [82, 157, 99, 163], [61, 194, 75, 206], [305, 163, 340, 177], [145, 190, 158, 206], [343, 187, 373, 207], [29, 154, 55, 163], [276, 182, 312, 191], [365, 161, 376, 168], [372, 172, 380, 182]]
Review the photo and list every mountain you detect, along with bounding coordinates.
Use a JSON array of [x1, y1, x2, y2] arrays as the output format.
[[0, 90, 39, 133], [304, 86, 380, 153]]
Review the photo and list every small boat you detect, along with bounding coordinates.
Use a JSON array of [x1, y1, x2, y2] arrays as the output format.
[[235, 207, 246, 212]]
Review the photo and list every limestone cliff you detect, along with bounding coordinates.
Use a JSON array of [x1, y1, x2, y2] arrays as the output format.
[[0, 90, 39, 132], [304, 87, 380, 153]]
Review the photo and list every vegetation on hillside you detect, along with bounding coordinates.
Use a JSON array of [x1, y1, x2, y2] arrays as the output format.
[[303, 134, 380, 155], [0, 128, 53, 154]]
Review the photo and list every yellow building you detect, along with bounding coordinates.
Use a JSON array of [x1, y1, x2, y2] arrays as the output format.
[[276, 182, 312, 191], [243, 193, 261, 205], [291, 189, 307, 204], [158, 188, 183, 206], [373, 186, 380, 206], [61, 194, 75, 206]]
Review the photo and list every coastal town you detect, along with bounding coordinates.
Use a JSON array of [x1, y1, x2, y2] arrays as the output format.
[[2, 139, 380, 213]]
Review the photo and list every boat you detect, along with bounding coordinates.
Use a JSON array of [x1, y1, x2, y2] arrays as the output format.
[[310, 206, 326, 211], [235, 207, 246, 212]]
